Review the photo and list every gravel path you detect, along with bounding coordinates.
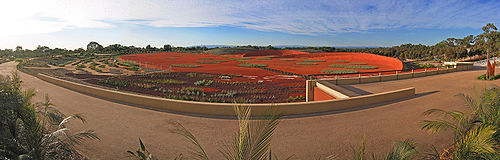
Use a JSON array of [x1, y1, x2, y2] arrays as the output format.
[[1, 61, 499, 159]]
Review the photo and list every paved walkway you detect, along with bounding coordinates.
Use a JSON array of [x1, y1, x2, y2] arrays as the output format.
[[1, 61, 498, 159]]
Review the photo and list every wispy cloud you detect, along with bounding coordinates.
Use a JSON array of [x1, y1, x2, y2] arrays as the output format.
[[1, 0, 499, 36]]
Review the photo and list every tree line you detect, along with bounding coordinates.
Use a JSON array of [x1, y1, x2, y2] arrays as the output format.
[[1, 23, 497, 61]]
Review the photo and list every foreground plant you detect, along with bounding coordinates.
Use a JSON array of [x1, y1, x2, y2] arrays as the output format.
[[420, 86, 500, 159], [0, 73, 99, 159]]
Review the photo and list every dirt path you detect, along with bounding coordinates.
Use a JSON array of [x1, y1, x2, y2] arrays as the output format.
[[1, 61, 499, 159]]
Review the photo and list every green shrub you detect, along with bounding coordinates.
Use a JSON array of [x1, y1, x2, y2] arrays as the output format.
[[238, 57, 253, 60], [237, 63, 267, 67], [477, 74, 500, 80], [196, 61, 227, 64], [304, 59, 325, 62], [321, 69, 359, 74], [296, 62, 318, 65], [144, 79, 185, 85], [328, 64, 377, 69], [172, 64, 201, 68], [300, 57, 310, 59], [98, 79, 128, 87], [350, 63, 367, 65], [194, 79, 214, 86], [335, 61, 349, 63], [346, 65, 378, 69], [280, 59, 295, 61], [256, 58, 272, 60], [328, 64, 350, 68]]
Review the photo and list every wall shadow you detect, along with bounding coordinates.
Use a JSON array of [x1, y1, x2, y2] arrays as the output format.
[[282, 90, 439, 119]]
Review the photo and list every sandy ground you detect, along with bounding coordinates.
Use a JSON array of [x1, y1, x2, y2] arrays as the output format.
[[1, 61, 499, 159]]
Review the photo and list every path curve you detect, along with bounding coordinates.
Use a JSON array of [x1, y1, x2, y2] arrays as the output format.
[[1, 61, 499, 159]]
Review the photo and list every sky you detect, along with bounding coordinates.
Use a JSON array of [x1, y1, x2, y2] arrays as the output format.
[[0, 0, 499, 49]]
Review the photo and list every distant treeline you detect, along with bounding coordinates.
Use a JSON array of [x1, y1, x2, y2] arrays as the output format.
[[1, 23, 498, 61]]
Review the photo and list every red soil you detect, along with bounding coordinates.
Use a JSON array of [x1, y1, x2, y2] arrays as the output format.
[[119, 51, 403, 81], [119, 52, 279, 82], [313, 87, 335, 101], [240, 51, 403, 75]]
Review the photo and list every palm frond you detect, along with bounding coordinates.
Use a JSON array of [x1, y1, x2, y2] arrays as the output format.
[[420, 120, 457, 134], [248, 111, 281, 160], [420, 145, 443, 160], [67, 130, 100, 145], [455, 125, 497, 159], [384, 139, 418, 160], [168, 120, 209, 160], [58, 113, 86, 128], [422, 109, 465, 121]]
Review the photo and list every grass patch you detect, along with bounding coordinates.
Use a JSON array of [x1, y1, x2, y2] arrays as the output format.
[[171, 64, 201, 68], [279, 59, 295, 61], [335, 61, 349, 63], [196, 60, 227, 64], [300, 57, 310, 59], [321, 69, 359, 74], [237, 63, 267, 67], [238, 57, 254, 60], [304, 59, 325, 62], [296, 62, 318, 65], [350, 63, 367, 65]]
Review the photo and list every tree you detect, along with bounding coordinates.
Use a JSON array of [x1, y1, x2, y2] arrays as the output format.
[[15, 46, 23, 52], [163, 44, 172, 51], [476, 23, 499, 79], [86, 41, 103, 52]]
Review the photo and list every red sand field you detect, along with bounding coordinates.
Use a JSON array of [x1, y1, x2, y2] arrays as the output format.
[[119, 51, 403, 101], [119, 50, 402, 80]]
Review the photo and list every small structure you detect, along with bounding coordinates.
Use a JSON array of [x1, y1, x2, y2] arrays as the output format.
[[443, 62, 474, 71]]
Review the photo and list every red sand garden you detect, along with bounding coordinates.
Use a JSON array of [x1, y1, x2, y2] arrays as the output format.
[[107, 50, 404, 103]]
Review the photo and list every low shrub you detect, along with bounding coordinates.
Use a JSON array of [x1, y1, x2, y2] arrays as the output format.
[[300, 57, 310, 59], [350, 63, 367, 65], [304, 59, 325, 62], [335, 61, 349, 63], [238, 57, 254, 60], [256, 57, 272, 60], [328, 64, 350, 68], [296, 62, 318, 65], [194, 79, 214, 86], [144, 79, 185, 84], [346, 65, 378, 69], [172, 64, 201, 68], [477, 74, 500, 80], [280, 59, 295, 61], [321, 69, 359, 74], [196, 61, 227, 64], [237, 63, 267, 67], [98, 79, 128, 87]]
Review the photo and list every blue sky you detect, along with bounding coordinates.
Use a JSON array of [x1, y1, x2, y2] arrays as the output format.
[[0, 0, 498, 49]]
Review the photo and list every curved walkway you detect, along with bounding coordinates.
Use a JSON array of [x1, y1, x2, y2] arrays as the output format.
[[1, 61, 498, 159]]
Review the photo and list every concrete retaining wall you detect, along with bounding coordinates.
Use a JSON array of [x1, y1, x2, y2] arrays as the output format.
[[36, 74, 415, 116]]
